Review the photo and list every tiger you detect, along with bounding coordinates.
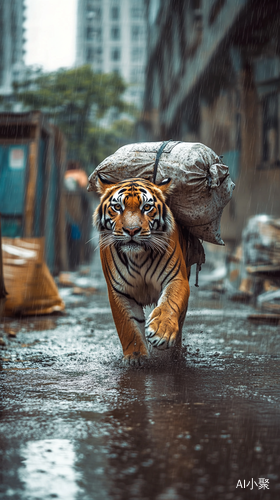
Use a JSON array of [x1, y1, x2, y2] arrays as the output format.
[[94, 175, 192, 366]]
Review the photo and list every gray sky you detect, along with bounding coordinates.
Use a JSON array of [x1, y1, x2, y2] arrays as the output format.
[[25, 0, 77, 71]]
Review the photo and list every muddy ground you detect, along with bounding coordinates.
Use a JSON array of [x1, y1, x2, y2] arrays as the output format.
[[1, 253, 280, 500]]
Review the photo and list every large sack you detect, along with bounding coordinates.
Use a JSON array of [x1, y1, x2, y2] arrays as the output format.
[[88, 141, 235, 245], [2, 237, 65, 316]]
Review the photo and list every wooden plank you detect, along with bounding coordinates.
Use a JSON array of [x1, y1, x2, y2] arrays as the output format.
[[246, 264, 280, 274], [248, 313, 280, 324]]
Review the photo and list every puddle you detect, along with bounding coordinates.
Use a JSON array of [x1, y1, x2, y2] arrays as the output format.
[[1, 258, 280, 499], [18, 440, 81, 500]]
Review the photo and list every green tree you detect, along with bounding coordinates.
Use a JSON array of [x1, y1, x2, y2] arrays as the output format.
[[14, 65, 136, 171]]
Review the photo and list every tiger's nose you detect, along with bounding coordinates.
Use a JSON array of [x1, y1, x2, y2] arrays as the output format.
[[123, 226, 141, 237]]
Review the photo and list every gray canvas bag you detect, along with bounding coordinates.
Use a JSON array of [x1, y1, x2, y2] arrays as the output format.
[[88, 141, 235, 247]]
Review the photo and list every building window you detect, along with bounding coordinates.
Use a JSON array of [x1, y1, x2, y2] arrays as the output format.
[[131, 6, 143, 18], [131, 0, 143, 18], [111, 5, 120, 20], [86, 27, 94, 40], [112, 68, 120, 75], [262, 93, 279, 165], [86, 27, 102, 42], [95, 8, 102, 19], [87, 47, 103, 64], [131, 25, 143, 42], [94, 47, 103, 64], [87, 47, 94, 62], [130, 66, 144, 83], [131, 47, 143, 61], [111, 48, 121, 61], [94, 28, 102, 42], [111, 26, 120, 40], [87, 6, 102, 20]]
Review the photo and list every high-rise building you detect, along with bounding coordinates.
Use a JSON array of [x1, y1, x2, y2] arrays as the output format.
[[76, 0, 147, 109], [0, 0, 26, 95]]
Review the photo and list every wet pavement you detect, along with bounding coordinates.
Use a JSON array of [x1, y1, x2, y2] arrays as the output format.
[[1, 254, 280, 500]]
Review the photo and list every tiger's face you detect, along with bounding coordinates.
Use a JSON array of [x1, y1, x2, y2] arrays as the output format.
[[94, 176, 174, 254]]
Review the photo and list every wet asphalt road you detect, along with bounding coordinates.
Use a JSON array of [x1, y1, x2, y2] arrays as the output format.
[[1, 253, 280, 500]]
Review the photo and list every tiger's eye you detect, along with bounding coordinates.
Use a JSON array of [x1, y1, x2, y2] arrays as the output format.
[[114, 203, 121, 211], [143, 204, 151, 211]]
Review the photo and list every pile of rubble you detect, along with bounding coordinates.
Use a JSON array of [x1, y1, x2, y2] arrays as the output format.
[[198, 215, 280, 322], [226, 215, 280, 317]]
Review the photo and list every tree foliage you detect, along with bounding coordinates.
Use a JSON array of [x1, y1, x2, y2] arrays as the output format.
[[14, 65, 136, 171]]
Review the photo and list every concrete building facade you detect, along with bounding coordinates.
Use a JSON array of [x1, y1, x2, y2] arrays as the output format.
[[141, 0, 280, 243], [76, 0, 147, 109], [0, 0, 26, 95]]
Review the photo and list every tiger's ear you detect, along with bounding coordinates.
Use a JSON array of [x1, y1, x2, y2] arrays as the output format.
[[96, 173, 114, 195], [156, 177, 172, 196]]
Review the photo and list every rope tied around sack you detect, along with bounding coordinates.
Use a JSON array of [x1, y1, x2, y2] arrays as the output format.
[[195, 264, 202, 287], [153, 140, 173, 184]]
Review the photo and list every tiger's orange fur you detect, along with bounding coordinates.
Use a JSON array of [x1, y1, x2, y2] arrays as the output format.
[[94, 176, 190, 366]]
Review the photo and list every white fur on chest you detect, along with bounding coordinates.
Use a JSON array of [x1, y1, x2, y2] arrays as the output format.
[[123, 252, 162, 306]]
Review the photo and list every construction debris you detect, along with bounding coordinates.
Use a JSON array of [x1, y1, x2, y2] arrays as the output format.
[[257, 289, 280, 313], [243, 215, 280, 273], [58, 273, 75, 288], [2, 238, 65, 317], [224, 216, 280, 312]]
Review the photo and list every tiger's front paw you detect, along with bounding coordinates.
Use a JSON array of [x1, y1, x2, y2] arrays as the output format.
[[123, 351, 149, 367], [146, 307, 179, 350]]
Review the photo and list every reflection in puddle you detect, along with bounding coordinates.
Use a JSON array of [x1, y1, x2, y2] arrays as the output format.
[[2, 288, 280, 500], [19, 439, 81, 499]]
